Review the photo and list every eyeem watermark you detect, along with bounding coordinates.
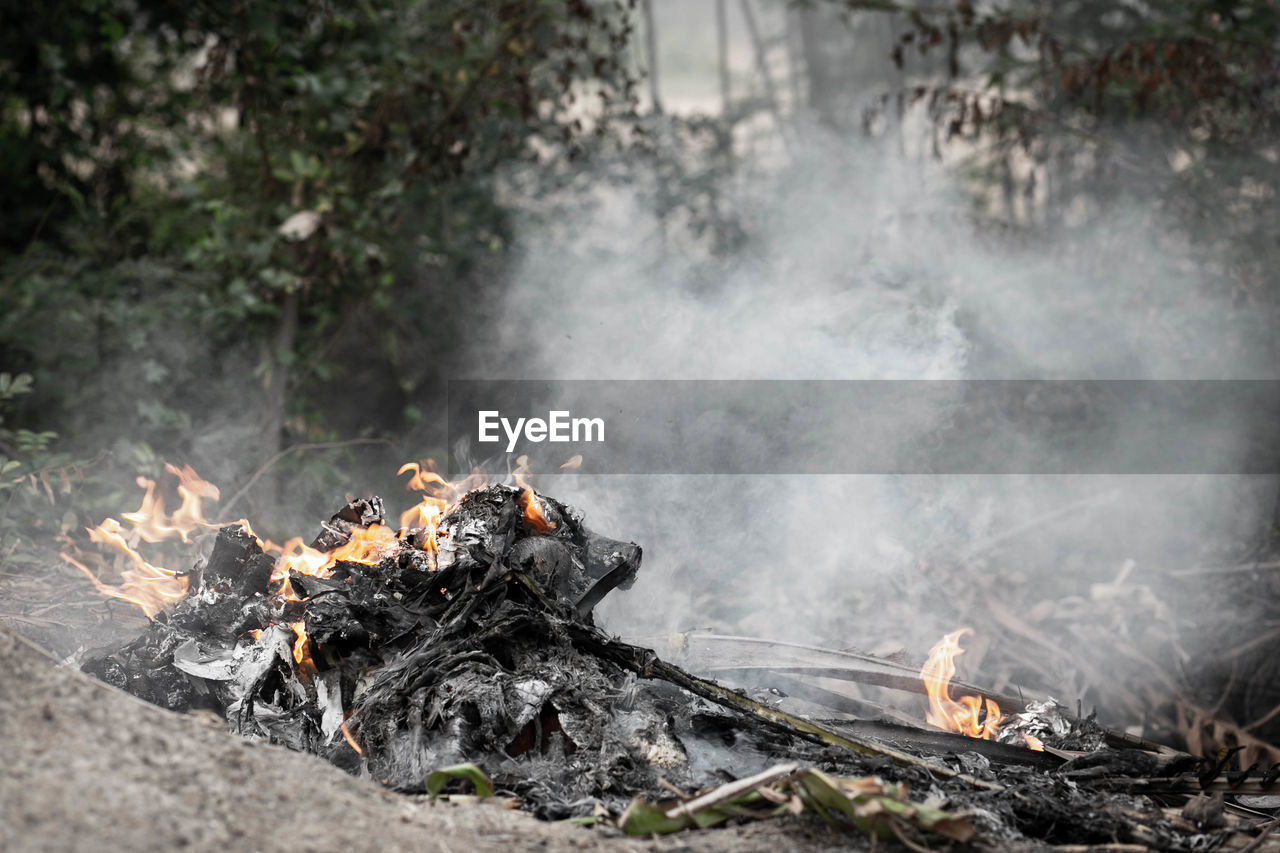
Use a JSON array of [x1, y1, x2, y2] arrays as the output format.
[[478, 410, 605, 453], [450, 380, 1280, 475]]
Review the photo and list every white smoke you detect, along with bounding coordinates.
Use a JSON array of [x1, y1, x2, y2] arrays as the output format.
[[474, 125, 1274, 677]]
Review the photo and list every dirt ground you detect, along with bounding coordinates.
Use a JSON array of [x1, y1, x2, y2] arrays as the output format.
[[0, 626, 870, 853]]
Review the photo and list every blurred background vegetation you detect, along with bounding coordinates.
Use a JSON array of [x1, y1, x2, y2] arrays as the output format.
[[1, 0, 1277, 548]]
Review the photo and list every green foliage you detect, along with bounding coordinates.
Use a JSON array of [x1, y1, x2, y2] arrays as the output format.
[[0, 0, 642, 530], [425, 762, 494, 797], [618, 765, 976, 844], [844, 0, 1280, 349], [0, 372, 56, 483], [0, 0, 159, 249], [0, 370, 66, 567], [166, 0, 639, 305]]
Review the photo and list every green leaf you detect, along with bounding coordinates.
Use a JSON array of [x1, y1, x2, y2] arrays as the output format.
[[618, 798, 694, 835], [794, 769, 859, 824], [425, 763, 493, 797], [99, 16, 124, 43], [1, 373, 33, 397], [617, 767, 975, 842], [561, 816, 607, 827], [878, 796, 977, 842]]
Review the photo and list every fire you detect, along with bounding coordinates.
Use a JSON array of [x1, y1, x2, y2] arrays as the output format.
[[397, 461, 487, 549], [290, 621, 310, 664], [1022, 733, 1045, 751], [268, 536, 332, 600], [330, 523, 399, 565], [74, 457, 549, 620], [513, 455, 555, 534], [64, 464, 269, 618], [341, 717, 363, 754], [290, 621, 317, 678], [61, 529, 187, 620], [263, 526, 397, 602], [397, 462, 451, 546], [121, 463, 223, 544], [920, 627, 1002, 740], [119, 477, 169, 542], [274, 537, 331, 581]]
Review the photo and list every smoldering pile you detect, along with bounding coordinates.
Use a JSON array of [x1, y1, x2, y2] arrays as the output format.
[[78, 485, 826, 815]]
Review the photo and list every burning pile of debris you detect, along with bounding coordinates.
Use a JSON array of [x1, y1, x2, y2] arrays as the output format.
[[67, 465, 1280, 848]]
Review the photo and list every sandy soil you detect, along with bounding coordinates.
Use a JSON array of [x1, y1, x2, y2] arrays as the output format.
[[0, 626, 865, 853]]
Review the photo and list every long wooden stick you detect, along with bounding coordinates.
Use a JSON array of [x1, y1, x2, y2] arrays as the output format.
[[640, 630, 1175, 755], [511, 572, 1001, 789], [571, 625, 1003, 791], [665, 762, 799, 819]]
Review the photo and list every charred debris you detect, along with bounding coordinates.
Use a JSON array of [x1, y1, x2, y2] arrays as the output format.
[[82, 485, 1280, 848]]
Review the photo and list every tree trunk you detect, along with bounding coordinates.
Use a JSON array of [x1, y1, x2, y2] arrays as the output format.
[[739, 0, 789, 149], [642, 0, 662, 114], [798, 6, 838, 127], [716, 0, 730, 116], [261, 289, 299, 506]]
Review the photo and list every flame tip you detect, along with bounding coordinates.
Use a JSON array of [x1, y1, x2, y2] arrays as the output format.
[[921, 627, 1002, 741], [84, 459, 490, 618]]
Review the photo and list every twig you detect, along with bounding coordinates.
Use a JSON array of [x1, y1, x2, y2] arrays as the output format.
[[665, 762, 799, 819], [220, 438, 392, 517], [1245, 698, 1280, 733], [657, 630, 1030, 710], [959, 490, 1118, 562], [1237, 819, 1279, 853], [1169, 560, 1280, 578], [1114, 778, 1280, 796], [886, 816, 931, 853], [2, 624, 61, 663], [1221, 626, 1280, 663]]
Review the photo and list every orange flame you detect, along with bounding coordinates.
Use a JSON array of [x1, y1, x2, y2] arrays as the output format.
[[270, 536, 333, 600], [291, 621, 309, 664], [168, 463, 222, 535], [397, 460, 490, 552], [119, 476, 170, 542], [290, 621, 316, 678], [63, 519, 189, 619], [274, 537, 331, 580], [120, 463, 222, 544], [330, 523, 399, 566], [920, 627, 1002, 740], [341, 718, 363, 755], [67, 465, 239, 619], [74, 460, 500, 620], [269, 526, 402, 600], [513, 455, 555, 534], [1022, 733, 1045, 751], [396, 462, 451, 546]]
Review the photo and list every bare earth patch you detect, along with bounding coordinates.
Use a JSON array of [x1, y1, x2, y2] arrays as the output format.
[[0, 627, 861, 853]]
